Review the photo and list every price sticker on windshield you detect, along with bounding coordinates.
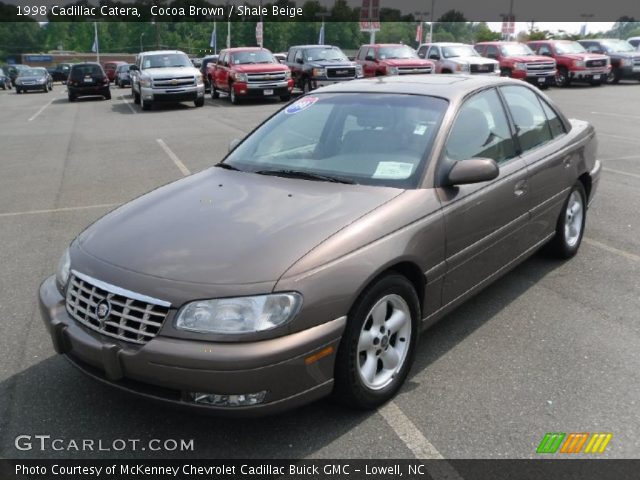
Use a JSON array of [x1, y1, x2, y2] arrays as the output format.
[[285, 96, 319, 115]]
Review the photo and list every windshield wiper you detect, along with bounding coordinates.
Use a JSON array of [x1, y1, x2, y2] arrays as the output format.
[[215, 163, 241, 171], [255, 169, 355, 184]]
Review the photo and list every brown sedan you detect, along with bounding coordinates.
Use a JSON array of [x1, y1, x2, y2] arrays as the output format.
[[40, 75, 601, 415]]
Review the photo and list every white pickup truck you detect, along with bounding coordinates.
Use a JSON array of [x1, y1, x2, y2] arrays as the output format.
[[130, 50, 205, 111]]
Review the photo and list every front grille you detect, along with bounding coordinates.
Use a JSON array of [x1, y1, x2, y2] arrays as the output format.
[[65, 271, 170, 345], [586, 59, 606, 68], [526, 61, 555, 73], [397, 66, 432, 74], [247, 71, 286, 83], [153, 76, 196, 88], [470, 63, 495, 73], [633, 57, 640, 66], [326, 67, 356, 79]]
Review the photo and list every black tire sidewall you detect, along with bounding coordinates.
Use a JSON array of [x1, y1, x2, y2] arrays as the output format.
[[333, 274, 420, 409]]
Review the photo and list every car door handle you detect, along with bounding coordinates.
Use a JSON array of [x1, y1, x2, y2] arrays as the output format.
[[514, 180, 528, 197], [563, 156, 572, 169]]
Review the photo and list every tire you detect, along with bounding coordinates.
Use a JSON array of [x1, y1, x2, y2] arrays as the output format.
[[555, 67, 571, 87], [16, 88, 21, 94], [230, 84, 240, 104], [302, 78, 312, 94], [133, 90, 140, 105], [211, 82, 219, 99], [333, 274, 420, 409], [104, 90, 111, 100], [590, 78, 603, 86], [68, 93, 75, 102], [141, 96, 151, 111], [501, 68, 512, 77], [43, 84, 48, 93], [544, 182, 587, 259], [280, 94, 292, 102], [606, 68, 621, 84], [194, 96, 204, 107]]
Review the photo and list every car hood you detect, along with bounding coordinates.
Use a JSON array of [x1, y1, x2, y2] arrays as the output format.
[[308, 60, 356, 68], [78, 168, 402, 286], [450, 56, 497, 64], [381, 58, 432, 67], [508, 55, 553, 63], [560, 53, 608, 61], [141, 67, 198, 77], [232, 64, 289, 73], [18, 75, 45, 81]]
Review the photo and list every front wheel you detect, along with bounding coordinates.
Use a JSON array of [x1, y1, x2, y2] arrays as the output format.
[[141, 96, 151, 111], [545, 182, 587, 259], [607, 68, 621, 84], [133, 90, 140, 105], [333, 274, 420, 409], [211, 82, 219, 99], [229, 85, 240, 105], [194, 97, 204, 107], [555, 67, 571, 87]]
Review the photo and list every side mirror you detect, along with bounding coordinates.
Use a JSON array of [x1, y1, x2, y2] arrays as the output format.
[[129, 65, 139, 71], [365, 55, 376, 61], [446, 158, 499, 186], [296, 58, 304, 64], [228, 138, 241, 152], [429, 54, 440, 60]]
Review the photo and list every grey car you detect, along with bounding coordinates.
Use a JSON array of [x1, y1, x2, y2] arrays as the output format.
[[40, 75, 600, 415], [15, 67, 53, 93]]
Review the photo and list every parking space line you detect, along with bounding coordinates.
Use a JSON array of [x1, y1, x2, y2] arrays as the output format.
[[156, 138, 191, 176], [584, 238, 640, 262], [599, 155, 640, 162], [0, 203, 120, 218], [599, 133, 640, 144], [591, 111, 640, 120], [379, 402, 463, 479], [120, 95, 137, 114], [28, 96, 57, 122], [603, 167, 640, 180]]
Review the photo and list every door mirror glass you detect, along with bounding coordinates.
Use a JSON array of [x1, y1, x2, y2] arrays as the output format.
[[429, 53, 440, 60], [446, 158, 499, 186], [129, 64, 139, 71]]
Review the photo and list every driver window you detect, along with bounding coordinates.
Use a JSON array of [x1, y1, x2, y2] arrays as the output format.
[[445, 88, 516, 164]]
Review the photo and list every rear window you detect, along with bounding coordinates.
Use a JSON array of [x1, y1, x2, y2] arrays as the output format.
[[70, 65, 104, 78]]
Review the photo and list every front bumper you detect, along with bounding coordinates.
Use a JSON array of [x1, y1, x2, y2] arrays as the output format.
[[588, 160, 602, 208], [619, 65, 640, 80], [39, 276, 345, 416], [569, 68, 609, 81], [141, 85, 205, 103], [233, 80, 293, 97], [16, 82, 46, 90]]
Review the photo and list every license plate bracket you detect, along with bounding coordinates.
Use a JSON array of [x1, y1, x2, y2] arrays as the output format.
[[263, 89, 274, 96]]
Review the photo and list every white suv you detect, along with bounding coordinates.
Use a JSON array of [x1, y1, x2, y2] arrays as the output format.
[[417, 43, 500, 75], [130, 50, 205, 111]]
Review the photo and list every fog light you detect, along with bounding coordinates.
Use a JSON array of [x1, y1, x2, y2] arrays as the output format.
[[189, 391, 267, 407]]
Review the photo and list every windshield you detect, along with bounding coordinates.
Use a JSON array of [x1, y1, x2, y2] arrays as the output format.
[[19, 68, 45, 76], [600, 39, 635, 52], [224, 93, 448, 189], [554, 42, 586, 54], [142, 53, 191, 69], [117, 65, 130, 72], [442, 45, 479, 58], [70, 65, 103, 78], [378, 46, 418, 59], [304, 48, 347, 62], [500, 44, 534, 56], [231, 50, 275, 65]]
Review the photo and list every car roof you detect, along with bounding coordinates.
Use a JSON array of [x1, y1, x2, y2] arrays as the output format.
[[224, 47, 270, 52], [421, 42, 466, 46], [475, 41, 520, 45], [316, 74, 523, 100], [71, 62, 102, 67], [291, 45, 339, 49], [141, 50, 186, 55]]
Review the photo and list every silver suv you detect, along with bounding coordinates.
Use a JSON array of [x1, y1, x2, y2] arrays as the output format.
[[130, 50, 205, 111], [418, 43, 499, 75]]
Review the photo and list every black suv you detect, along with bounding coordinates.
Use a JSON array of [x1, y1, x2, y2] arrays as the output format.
[[286, 45, 362, 93], [67, 63, 111, 101], [200, 54, 218, 92], [50, 63, 73, 83], [578, 39, 640, 84]]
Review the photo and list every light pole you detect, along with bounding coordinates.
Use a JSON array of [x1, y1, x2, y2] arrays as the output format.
[[140, 32, 145, 53], [429, 0, 436, 43]]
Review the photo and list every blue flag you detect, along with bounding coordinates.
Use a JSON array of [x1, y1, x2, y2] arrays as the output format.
[[210, 24, 217, 51]]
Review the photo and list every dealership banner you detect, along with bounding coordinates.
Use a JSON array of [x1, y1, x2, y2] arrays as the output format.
[[2, 459, 639, 480]]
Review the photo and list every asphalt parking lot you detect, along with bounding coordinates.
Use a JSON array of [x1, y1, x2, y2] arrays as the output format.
[[0, 79, 638, 460]]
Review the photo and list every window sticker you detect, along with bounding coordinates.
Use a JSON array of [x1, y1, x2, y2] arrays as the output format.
[[413, 123, 428, 135], [285, 96, 319, 115], [372, 162, 414, 179]]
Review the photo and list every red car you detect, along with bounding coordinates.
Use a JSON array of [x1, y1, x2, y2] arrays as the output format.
[[474, 41, 556, 89], [208, 47, 293, 104], [527, 40, 610, 87], [355, 44, 435, 77], [102, 61, 128, 82]]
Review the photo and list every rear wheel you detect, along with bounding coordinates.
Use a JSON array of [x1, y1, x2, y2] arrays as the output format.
[[333, 274, 419, 409], [555, 67, 571, 87], [545, 182, 587, 259]]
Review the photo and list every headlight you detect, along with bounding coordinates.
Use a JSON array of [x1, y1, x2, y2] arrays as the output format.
[[37, 78, 45, 83], [573, 60, 585, 68], [233, 72, 248, 82], [175, 293, 303, 334], [196, 72, 203, 85], [16, 79, 22, 85], [356, 64, 364, 77], [457, 63, 470, 72], [56, 248, 71, 291], [140, 77, 152, 88], [514, 62, 526, 71], [621, 58, 633, 67], [312, 67, 326, 77], [386, 66, 399, 75], [284, 70, 292, 80]]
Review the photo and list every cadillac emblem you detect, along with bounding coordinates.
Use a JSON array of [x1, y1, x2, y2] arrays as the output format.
[[95, 299, 111, 321]]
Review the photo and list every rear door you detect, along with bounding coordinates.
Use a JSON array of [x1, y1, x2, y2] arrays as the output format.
[[436, 87, 532, 305]]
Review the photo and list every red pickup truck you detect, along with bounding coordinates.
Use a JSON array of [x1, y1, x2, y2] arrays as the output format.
[[207, 47, 293, 104], [474, 41, 556, 88], [527, 40, 610, 87], [355, 44, 434, 77]]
